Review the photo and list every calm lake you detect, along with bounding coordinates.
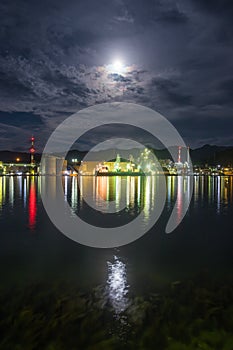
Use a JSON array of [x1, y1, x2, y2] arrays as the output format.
[[1, 175, 232, 288], [0, 175, 233, 349]]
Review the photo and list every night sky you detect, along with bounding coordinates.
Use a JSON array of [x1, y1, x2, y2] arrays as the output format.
[[0, 0, 233, 151]]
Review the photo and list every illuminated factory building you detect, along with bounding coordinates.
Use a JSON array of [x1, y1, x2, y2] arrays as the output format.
[[40, 155, 67, 176], [78, 147, 192, 176]]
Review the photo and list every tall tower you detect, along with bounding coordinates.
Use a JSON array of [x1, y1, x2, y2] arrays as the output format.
[[29, 136, 35, 166], [178, 146, 181, 163]]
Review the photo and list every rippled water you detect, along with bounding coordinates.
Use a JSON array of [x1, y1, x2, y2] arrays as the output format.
[[1, 175, 233, 348], [0, 175, 232, 297]]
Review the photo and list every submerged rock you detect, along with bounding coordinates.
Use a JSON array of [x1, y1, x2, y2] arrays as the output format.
[[126, 297, 151, 326]]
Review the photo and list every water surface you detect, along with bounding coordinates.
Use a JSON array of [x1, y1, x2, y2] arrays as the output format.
[[0, 175, 232, 292]]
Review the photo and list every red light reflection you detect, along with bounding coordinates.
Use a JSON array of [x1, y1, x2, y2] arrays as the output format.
[[29, 179, 37, 230]]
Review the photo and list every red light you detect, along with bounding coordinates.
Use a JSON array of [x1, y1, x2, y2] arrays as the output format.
[[31, 136, 35, 141], [30, 147, 35, 153], [29, 180, 37, 230]]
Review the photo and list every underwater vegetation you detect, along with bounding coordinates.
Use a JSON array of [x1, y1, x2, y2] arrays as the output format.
[[0, 273, 233, 350]]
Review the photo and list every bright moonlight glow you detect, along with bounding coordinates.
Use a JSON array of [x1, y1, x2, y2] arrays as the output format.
[[107, 59, 126, 74], [113, 60, 123, 71]]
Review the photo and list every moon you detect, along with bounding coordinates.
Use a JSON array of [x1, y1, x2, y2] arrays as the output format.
[[112, 59, 123, 72], [107, 59, 125, 74]]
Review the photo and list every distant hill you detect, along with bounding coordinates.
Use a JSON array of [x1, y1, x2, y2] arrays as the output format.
[[215, 147, 233, 165], [0, 150, 41, 163], [190, 145, 233, 166], [0, 144, 232, 166]]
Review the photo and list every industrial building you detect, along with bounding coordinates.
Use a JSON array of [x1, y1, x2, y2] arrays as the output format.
[[40, 155, 67, 175]]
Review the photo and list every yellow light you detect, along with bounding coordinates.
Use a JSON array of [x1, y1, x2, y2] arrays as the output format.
[[16, 158, 20, 162]]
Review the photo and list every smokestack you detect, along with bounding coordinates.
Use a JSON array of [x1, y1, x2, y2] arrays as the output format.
[[187, 146, 190, 164], [178, 146, 181, 163]]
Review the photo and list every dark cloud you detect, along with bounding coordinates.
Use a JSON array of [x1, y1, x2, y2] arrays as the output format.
[[192, 0, 233, 16], [191, 0, 233, 44], [0, 0, 232, 150], [219, 79, 233, 96], [149, 78, 192, 106], [0, 112, 44, 128], [74, 123, 164, 151], [123, 0, 188, 26]]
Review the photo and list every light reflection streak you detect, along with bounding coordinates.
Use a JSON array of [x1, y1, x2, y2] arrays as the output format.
[[0, 177, 3, 209], [23, 177, 27, 208], [176, 176, 183, 225], [230, 177, 233, 203], [143, 177, 151, 221], [37, 176, 41, 196], [130, 177, 135, 205], [186, 176, 191, 204], [137, 177, 141, 206], [115, 177, 121, 210], [151, 176, 155, 210], [17, 176, 22, 198], [201, 177, 204, 199], [79, 175, 83, 197], [208, 176, 212, 203], [217, 176, 221, 214], [223, 177, 228, 205], [97, 177, 109, 202], [167, 176, 171, 209], [106, 256, 129, 315], [9, 176, 14, 207], [126, 177, 130, 206], [171, 176, 175, 199], [93, 176, 96, 201], [3, 177, 6, 205], [95, 177, 110, 211], [212, 177, 215, 202], [28, 177, 37, 231], [194, 176, 199, 208], [71, 176, 78, 212], [64, 176, 68, 201]]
